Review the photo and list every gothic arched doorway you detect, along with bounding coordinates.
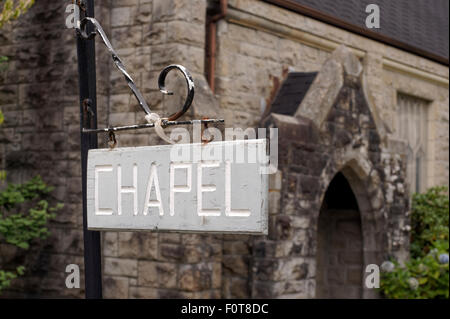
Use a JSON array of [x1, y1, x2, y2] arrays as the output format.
[[316, 172, 364, 299]]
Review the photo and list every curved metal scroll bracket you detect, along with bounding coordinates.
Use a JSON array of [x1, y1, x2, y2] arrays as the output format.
[[159, 64, 195, 121], [76, 17, 195, 122], [77, 17, 152, 116]]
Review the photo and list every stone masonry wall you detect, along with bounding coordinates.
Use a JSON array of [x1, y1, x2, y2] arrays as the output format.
[[0, 0, 223, 298], [0, 0, 110, 297], [97, 0, 224, 299], [217, 0, 448, 187], [0, 0, 448, 299], [256, 47, 410, 298], [216, 1, 447, 298]]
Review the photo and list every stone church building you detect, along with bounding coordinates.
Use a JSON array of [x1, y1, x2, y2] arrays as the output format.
[[0, 0, 448, 298]]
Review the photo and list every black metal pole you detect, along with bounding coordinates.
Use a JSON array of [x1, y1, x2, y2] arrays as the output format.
[[76, 0, 103, 299]]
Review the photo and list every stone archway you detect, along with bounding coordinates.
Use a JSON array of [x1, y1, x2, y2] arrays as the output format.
[[316, 172, 363, 299], [315, 158, 387, 299], [253, 45, 410, 299]]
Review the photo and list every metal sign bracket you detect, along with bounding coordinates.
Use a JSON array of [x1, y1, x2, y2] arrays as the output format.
[[75, 10, 224, 145]]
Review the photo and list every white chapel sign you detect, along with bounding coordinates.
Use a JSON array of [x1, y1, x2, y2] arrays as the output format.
[[87, 139, 268, 234]]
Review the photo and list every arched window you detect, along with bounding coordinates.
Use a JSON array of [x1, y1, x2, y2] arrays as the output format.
[[396, 94, 429, 194]]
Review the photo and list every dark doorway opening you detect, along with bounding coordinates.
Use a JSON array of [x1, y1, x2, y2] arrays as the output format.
[[316, 172, 363, 299]]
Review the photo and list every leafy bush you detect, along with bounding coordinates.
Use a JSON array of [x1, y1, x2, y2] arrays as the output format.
[[1, 0, 52, 294], [0, 176, 62, 293], [0, 266, 24, 292], [0, 0, 35, 28], [380, 186, 449, 299], [1, 0, 35, 72]]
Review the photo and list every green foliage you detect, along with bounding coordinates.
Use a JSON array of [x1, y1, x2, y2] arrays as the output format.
[[0, 0, 34, 28], [380, 187, 449, 299], [0, 266, 24, 291], [0, 0, 51, 295], [1, 1, 35, 85], [410, 187, 449, 258], [1, 175, 55, 210], [0, 178, 62, 248], [1, 0, 35, 77], [0, 176, 62, 292]]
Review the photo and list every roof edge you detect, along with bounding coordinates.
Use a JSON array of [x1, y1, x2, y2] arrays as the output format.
[[263, 0, 449, 66]]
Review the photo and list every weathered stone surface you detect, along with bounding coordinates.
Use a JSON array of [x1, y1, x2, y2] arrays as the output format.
[[255, 45, 413, 299], [1, 0, 446, 300], [118, 232, 158, 260], [178, 263, 213, 292], [129, 286, 158, 299], [103, 232, 119, 257], [228, 278, 249, 299], [138, 261, 177, 288], [104, 258, 138, 277], [222, 255, 249, 277], [104, 276, 129, 299]]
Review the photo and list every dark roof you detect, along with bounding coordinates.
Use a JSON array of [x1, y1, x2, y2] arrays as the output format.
[[269, 72, 317, 116], [263, 0, 449, 64]]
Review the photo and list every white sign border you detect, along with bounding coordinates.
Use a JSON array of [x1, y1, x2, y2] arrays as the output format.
[[86, 139, 269, 235]]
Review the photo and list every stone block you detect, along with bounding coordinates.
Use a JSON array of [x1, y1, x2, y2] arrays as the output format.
[[223, 241, 250, 255], [229, 278, 250, 299], [251, 281, 274, 299], [166, 20, 205, 48], [159, 232, 181, 244], [112, 0, 139, 6], [49, 227, 84, 255], [135, 3, 152, 24], [118, 232, 158, 260], [52, 203, 80, 225], [138, 261, 177, 288], [252, 259, 277, 281], [103, 232, 118, 257], [104, 257, 138, 277], [111, 7, 134, 27], [103, 276, 129, 299], [222, 255, 249, 277], [211, 263, 222, 289], [347, 268, 363, 285], [158, 243, 185, 262], [178, 263, 212, 292], [129, 286, 158, 299], [111, 26, 143, 49], [142, 22, 166, 46], [151, 43, 204, 74]]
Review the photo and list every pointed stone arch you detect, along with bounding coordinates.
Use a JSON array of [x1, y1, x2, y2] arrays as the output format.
[[295, 45, 387, 142], [316, 157, 387, 298], [316, 171, 364, 298], [254, 45, 410, 299]]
